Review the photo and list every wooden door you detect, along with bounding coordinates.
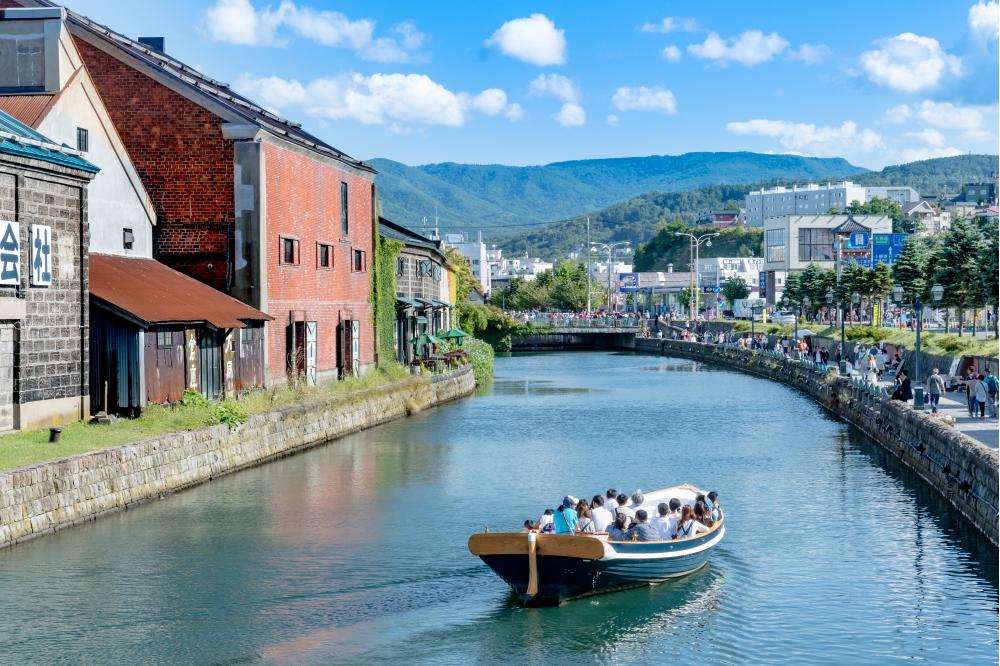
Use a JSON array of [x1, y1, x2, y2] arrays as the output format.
[[305, 321, 317, 386]]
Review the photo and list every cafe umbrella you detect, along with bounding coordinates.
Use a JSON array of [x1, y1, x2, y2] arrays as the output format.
[[438, 328, 470, 346], [410, 332, 441, 357]]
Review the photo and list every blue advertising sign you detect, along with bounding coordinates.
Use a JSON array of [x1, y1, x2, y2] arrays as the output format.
[[847, 232, 869, 249], [872, 233, 909, 266], [618, 272, 639, 292], [759, 272, 767, 295]]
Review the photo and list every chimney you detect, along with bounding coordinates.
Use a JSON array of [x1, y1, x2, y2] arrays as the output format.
[[667, 263, 673, 273], [138, 36, 165, 52]]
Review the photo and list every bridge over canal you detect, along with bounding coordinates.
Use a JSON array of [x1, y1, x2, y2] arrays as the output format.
[[511, 315, 641, 351]]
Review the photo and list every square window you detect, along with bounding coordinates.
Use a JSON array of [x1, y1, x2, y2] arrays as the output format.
[[123, 228, 134, 250], [353, 249, 366, 272], [280, 237, 300, 265], [76, 127, 89, 153], [156, 330, 173, 348], [317, 243, 332, 268]]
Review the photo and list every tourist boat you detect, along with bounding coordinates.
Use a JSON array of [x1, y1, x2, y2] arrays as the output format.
[[468, 484, 724, 606]]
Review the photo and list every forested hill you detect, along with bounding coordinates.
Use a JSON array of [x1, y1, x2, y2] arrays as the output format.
[[370, 152, 865, 230], [500, 154, 999, 259]]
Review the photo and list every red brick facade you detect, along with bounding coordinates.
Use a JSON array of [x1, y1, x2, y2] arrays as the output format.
[[264, 142, 375, 379], [74, 38, 234, 292]]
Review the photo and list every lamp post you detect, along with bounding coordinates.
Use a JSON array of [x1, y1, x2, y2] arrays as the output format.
[[802, 296, 811, 323], [590, 240, 631, 314], [674, 232, 719, 320], [893, 282, 944, 410]]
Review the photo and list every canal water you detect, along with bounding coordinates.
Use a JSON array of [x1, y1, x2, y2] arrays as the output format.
[[0, 352, 996, 665]]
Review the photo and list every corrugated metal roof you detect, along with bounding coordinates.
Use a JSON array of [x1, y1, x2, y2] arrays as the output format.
[[0, 108, 98, 173], [0, 94, 55, 128], [90, 254, 272, 329], [379, 216, 446, 257]]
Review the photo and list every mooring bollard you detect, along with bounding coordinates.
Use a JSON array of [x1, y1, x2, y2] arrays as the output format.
[[49, 427, 62, 443]]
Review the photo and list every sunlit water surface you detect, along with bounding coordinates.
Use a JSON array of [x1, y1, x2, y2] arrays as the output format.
[[0, 352, 996, 665]]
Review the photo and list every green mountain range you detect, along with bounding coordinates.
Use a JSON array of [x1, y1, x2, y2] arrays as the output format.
[[500, 154, 999, 259], [370, 152, 866, 232]]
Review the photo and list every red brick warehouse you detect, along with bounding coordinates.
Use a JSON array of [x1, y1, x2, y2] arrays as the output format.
[[45, 4, 378, 384]]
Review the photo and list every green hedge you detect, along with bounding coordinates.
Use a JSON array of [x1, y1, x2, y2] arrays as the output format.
[[463, 338, 495, 385]]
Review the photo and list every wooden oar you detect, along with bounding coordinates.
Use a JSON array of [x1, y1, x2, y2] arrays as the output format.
[[526, 532, 539, 598]]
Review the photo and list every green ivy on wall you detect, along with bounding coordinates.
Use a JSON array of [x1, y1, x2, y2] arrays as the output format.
[[371, 234, 404, 368]]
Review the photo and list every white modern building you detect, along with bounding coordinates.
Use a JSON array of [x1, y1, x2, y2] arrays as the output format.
[[696, 257, 764, 295], [760, 214, 892, 304], [745, 182, 920, 226], [901, 201, 951, 236], [443, 232, 490, 295]]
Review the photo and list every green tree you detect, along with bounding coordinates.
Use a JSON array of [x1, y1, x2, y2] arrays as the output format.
[[445, 247, 477, 303], [977, 220, 999, 336], [799, 263, 836, 310], [892, 236, 933, 302], [932, 218, 986, 335], [722, 276, 750, 306], [677, 287, 694, 315], [780, 272, 802, 309], [846, 197, 915, 233]]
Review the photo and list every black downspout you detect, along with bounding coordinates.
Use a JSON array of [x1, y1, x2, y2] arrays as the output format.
[[79, 184, 87, 420]]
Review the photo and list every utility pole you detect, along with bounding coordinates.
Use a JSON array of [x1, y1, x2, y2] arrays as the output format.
[[586, 217, 591, 314], [674, 232, 719, 322]]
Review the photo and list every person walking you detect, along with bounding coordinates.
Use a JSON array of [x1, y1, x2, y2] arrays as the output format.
[[983, 369, 999, 418], [927, 368, 945, 414], [967, 373, 979, 417], [969, 374, 988, 419]]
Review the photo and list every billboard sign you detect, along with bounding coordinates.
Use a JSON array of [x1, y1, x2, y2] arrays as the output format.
[[872, 233, 908, 266], [618, 272, 639, 292]]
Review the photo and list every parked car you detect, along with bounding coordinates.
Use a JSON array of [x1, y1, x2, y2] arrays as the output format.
[[773, 311, 797, 325]]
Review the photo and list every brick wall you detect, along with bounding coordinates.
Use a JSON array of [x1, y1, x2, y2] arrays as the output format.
[[73, 38, 234, 292], [263, 141, 375, 379]]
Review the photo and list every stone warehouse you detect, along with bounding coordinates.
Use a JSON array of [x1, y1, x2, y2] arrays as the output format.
[[0, 109, 95, 430], [7, 0, 381, 385]]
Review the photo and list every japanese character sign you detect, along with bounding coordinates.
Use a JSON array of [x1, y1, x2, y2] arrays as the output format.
[[0, 221, 19, 286], [30, 224, 51, 287]]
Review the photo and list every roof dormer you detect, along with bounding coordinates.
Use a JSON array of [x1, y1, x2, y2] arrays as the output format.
[[0, 7, 66, 93]]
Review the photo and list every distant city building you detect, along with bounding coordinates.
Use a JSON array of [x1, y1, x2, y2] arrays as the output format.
[[955, 181, 998, 205], [697, 209, 745, 228], [696, 257, 764, 295], [443, 232, 491, 295], [901, 201, 951, 236], [745, 182, 920, 227], [761, 214, 892, 304]]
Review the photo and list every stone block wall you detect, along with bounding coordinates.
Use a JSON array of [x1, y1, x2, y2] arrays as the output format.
[[0, 365, 475, 548], [635, 338, 999, 545]]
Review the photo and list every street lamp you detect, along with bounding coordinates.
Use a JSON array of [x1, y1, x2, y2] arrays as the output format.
[[893, 282, 945, 410], [590, 241, 631, 314], [674, 232, 719, 320], [802, 296, 811, 323]]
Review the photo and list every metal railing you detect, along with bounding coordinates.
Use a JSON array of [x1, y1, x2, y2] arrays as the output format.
[[523, 314, 642, 329]]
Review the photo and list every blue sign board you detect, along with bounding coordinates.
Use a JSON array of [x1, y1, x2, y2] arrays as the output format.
[[847, 232, 869, 249], [872, 233, 909, 266], [759, 272, 767, 295], [618, 272, 639, 292]]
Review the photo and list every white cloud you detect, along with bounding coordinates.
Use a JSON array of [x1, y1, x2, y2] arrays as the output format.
[[554, 103, 586, 127], [899, 146, 963, 162], [913, 100, 992, 129], [611, 86, 677, 114], [661, 45, 682, 61], [235, 72, 518, 127], [906, 128, 947, 147], [969, 1, 999, 41], [528, 73, 579, 102], [688, 30, 789, 66], [639, 17, 698, 34], [963, 128, 995, 142], [883, 104, 912, 124], [203, 1, 425, 62], [607, 114, 620, 127], [789, 43, 831, 65], [859, 33, 961, 92], [487, 14, 566, 66], [505, 103, 525, 121], [725, 118, 884, 156]]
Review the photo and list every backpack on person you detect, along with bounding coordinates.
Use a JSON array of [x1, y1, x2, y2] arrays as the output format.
[[985, 374, 999, 394]]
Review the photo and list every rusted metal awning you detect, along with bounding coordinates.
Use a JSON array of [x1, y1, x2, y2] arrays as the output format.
[[90, 254, 272, 329]]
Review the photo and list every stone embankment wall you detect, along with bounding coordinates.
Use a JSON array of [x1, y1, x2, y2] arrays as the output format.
[[636, 338, 999, 545], [0, 366, 475, 548]]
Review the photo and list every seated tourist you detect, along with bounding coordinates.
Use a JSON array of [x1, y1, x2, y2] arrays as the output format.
[[576, 499, 595, 533], [615, 494, 636, 527], [675, 505, 709, 539], [626, 509, 660, 542], [694, 500, 713, 527], [590, 495, 613, 533], [522, 520, 534, 533], [535, 508, 555, 533], [651, 503, 677, 540], [606, 488, 618, 508], [630, 490, 645, 507], [706, 491, 721, 521], [607, 513, 629, 541], [553, 496, 579, 534]]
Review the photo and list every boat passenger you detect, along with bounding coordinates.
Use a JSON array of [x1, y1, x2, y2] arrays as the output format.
[[694, 500, 713, 527], [553, 496, 579, 534], [675, 506, 709, 540], [590, 495, 613, 533], [607, 513, 629, 541], [535, 508, 555, 533], [630, 490, 645, 507], [605, 488, 618, 508], [651, 503, 677, 540], [522, 520, 534, 533], [706, 491, 721, 521], [615, 494, 636, 527], [626, 509, 660, 542], [576, 499, 596, 533]]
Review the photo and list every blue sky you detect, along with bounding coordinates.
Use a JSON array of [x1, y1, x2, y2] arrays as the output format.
[[69, 1, 999, 169]]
